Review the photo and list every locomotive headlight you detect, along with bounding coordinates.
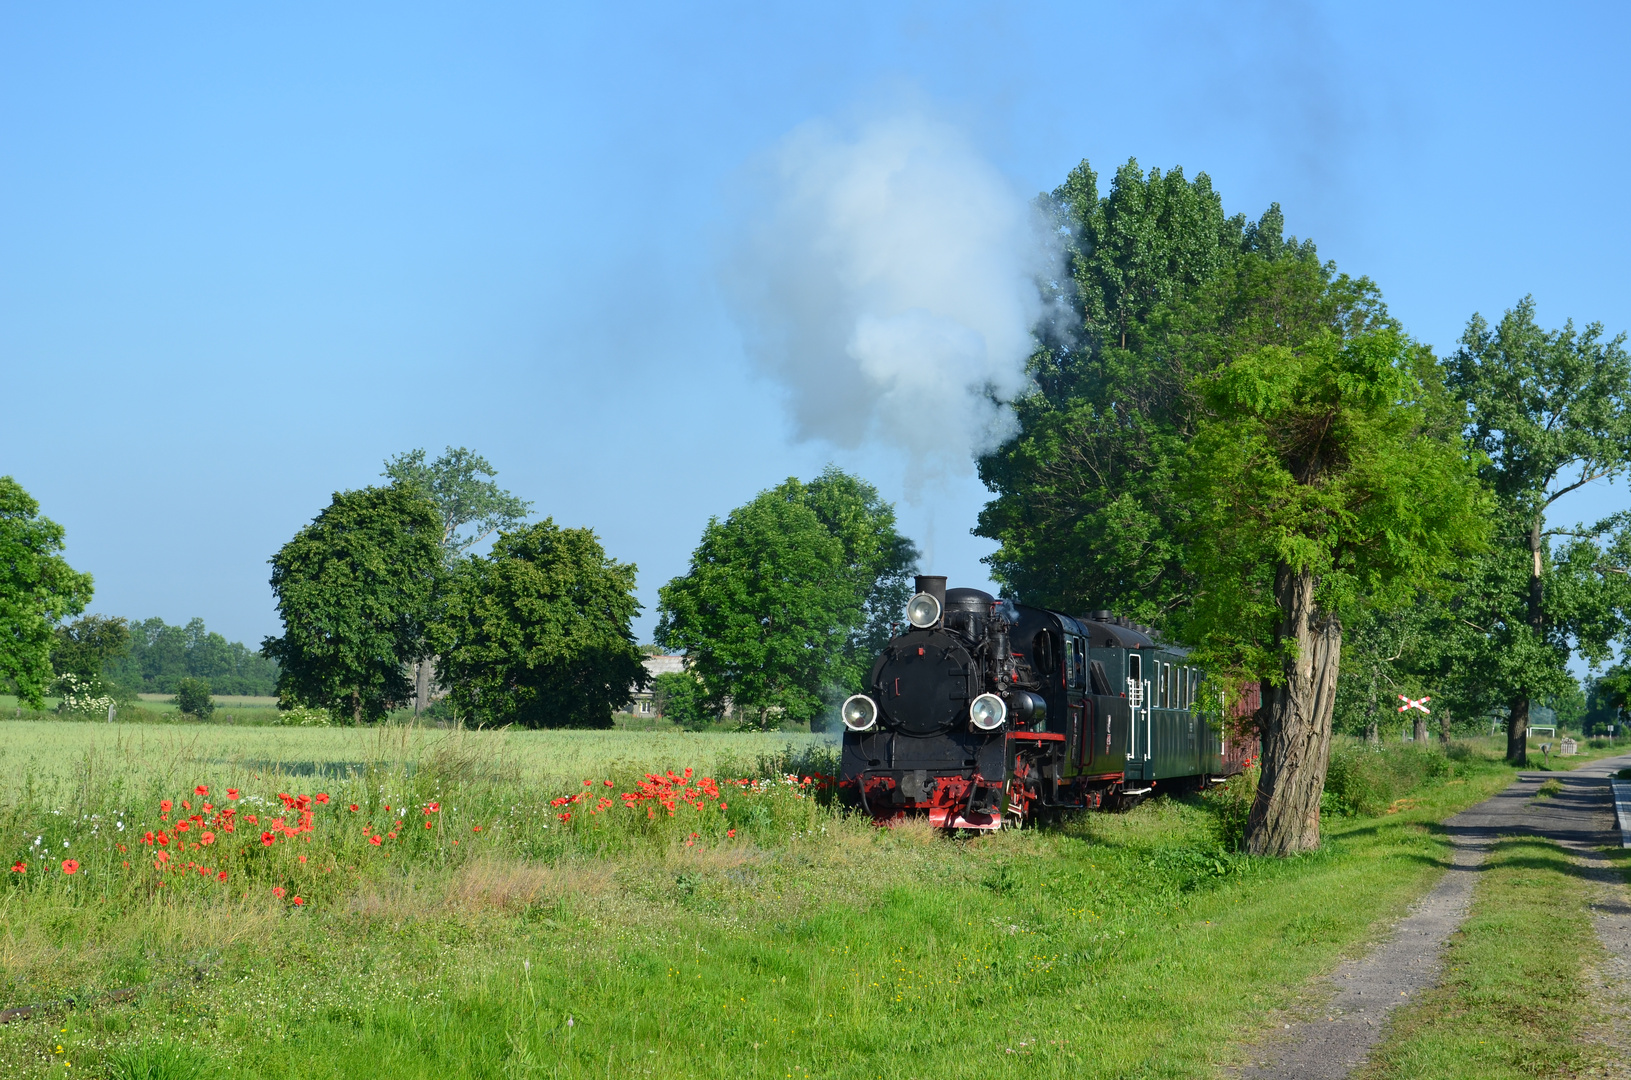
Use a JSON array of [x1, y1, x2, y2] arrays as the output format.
[[906, 592, 942, 629], [840, 694, 879, 732], [969, 692, 1007, 732]]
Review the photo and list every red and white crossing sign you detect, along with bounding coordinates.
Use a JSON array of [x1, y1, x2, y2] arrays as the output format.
[[1398, 694, 1431, 714]]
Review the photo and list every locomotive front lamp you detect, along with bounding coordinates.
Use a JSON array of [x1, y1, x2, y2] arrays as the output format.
[[969, 692, 1007, 732], [840, 694, 879, 732], [906, 592, 942, 628]]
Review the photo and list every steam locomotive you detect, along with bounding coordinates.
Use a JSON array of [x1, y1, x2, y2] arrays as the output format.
[[836, 576, 1253, 829]]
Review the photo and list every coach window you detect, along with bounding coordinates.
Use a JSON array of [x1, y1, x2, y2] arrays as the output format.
[[1072, 637, 1087, 691], [1063, 635, 1078, 690], [1126, 652, 1141, 697]]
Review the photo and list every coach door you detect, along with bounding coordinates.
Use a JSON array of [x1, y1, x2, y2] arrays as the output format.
[[1126, 653, 1143, 763]]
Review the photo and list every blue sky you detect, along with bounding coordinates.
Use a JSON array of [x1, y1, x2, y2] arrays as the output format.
[[3, 2, 1629, 654]]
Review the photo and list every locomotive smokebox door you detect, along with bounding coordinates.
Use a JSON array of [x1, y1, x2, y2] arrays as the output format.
[[874, 630, 974, 736]]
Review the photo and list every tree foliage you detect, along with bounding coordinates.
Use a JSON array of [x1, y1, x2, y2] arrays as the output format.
[[263, 486, 444, 723], [431, 520, 645, 729], [977, 159, 1319, 622], [656, 471, 909, 730], [384, 447, 532, 558], [0, 476, 93, 707], [51, 614, 130, 686]]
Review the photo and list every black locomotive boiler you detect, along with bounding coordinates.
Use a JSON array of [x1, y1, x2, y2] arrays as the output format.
[[836, 576, 1253, 828]]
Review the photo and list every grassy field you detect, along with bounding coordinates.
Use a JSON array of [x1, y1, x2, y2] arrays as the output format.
[[0, 723, 1617, 1079]]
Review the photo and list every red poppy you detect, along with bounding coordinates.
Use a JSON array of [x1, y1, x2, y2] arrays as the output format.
[[143, 831, 155, 845], [293, 896, 305, 906], [583, 779, 592, 787], [217, 870, 228, 882], [223, 823, 235, 833], [227, 789, 239, 800], [175, 821, 190, 833], [369, 836, 382, 846], [298, 854, 306, 864], [200, 832, 215, 846], [315, 793, 330, 804], [260, 832, 275, 847], [61, 859, 79, 874], [387, 832, 398, 839], [384, 804, 391, 811], [424, 822, 433, 830], [155, 850, 169, 864], [472, 825, 482, 832], [603, 780, 613, 787], [160, 799, 173, 812], [9, 862, 23, 873], [181, 800, 191, 811], [195, 785, 208, 796], [156, 832, 170, 846], [727, 829, 736, 838], [348, 804, 359, 812], [427, 802, 440, 812], [272, 886, 285, 898], [245, 815, 258, 824]]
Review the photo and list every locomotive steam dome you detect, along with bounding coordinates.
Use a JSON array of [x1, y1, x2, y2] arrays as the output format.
[[872, 630, 977, 736]]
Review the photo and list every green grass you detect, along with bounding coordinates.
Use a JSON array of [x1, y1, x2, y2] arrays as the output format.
[[1360, 837, 1624, 1080], [0, 726, 1583, 1078]]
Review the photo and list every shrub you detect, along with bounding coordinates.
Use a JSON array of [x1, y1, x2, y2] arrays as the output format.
[[651, 670, 713, 731], [173, 678, 213, 719], [1203, 765, 1258, 850], [54, 673, 117, 717], [1324, 743, 1455, 817]]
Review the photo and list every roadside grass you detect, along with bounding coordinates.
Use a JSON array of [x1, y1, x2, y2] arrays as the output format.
[[0, 730, 1591, 1078], [1359, 836, 1613, 1080]]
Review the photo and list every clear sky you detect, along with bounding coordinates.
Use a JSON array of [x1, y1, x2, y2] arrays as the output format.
[[3, 2, 1629, 652]]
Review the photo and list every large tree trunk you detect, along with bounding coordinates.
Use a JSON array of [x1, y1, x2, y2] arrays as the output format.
[[1508, 516, 1545, 765], [414, 659, 432, 716], [1413, 715, 1428, 744], [1246, 566, 1343, 857], [1506, 695, 1529, 765], [1438, 708, 1451, 745], [352, 687, 362, 726]]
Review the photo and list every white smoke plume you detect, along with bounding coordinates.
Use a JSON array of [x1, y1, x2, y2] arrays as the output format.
[[723, 109, 1059, 483]]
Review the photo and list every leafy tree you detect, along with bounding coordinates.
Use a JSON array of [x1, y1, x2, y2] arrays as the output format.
[[800, 467, 919, 663], [651, 669, 712, 730], [1445, 297, 1631, 763], [656, 480, 859, 729], [431, 520, 645, 729], [174, 677, 214, 719], [383, 447, 532, 558], [0, 476, 93, 707], [977, 159, 1320, 622], [1177, 270, 1488, 854], [51, 614, 131, 686], [263, 486, 443, 723], [383, 446, 532, 711], [1585, 666, 1631, 734]]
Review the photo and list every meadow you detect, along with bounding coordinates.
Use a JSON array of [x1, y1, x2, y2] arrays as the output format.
[[0, 721, 1620, 1079]]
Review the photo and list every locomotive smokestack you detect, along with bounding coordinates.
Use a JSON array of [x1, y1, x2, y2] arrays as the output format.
[[914, 575, 947, 611]]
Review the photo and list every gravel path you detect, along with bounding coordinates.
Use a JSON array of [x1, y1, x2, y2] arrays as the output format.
[[1234, 750, 1631, 1080]]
